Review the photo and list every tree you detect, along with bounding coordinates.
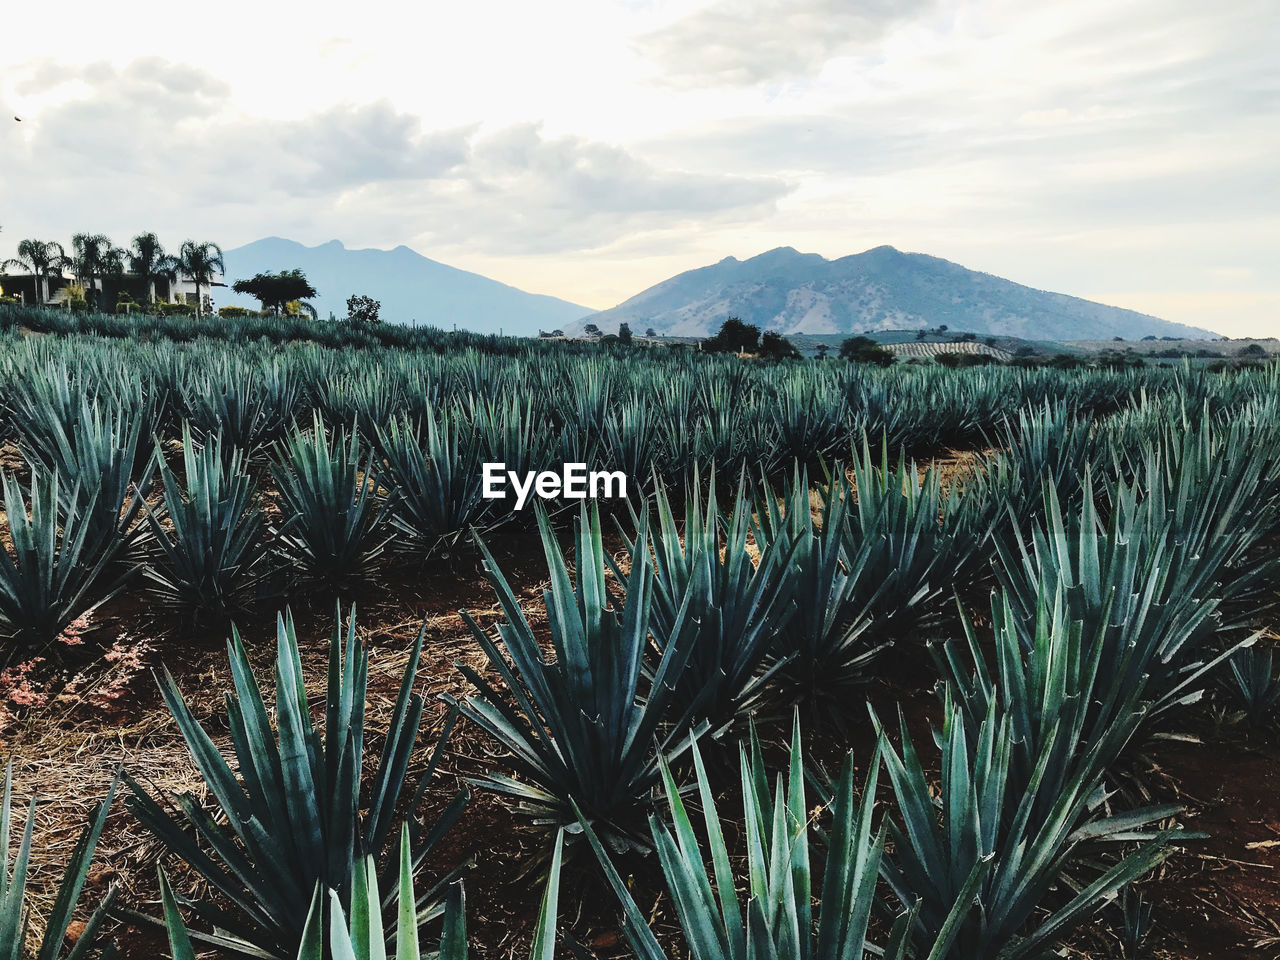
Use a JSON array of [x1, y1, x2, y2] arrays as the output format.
[[345, 294, 381, 323], [71, 233, 126, 309], [758, 331, 800, 360], [618, 322, 632, 345], [703, 316, 760, 353], [645, 327, 657, 337], [839, 335, 895, 366], [175, 241, 225, 317], [815, 343, 830, 359], [1237, 343, 1267, 358], [583, 322, 602, 337], [128, 232, 178, 305], [231, 269, 318, 316], [2, 239, 70, 305]]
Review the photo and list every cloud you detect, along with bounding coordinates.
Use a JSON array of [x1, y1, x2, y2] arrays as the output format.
[[637, 0, 937, 88], [321, 122, 789, 256], [0, 59, 788, 256]]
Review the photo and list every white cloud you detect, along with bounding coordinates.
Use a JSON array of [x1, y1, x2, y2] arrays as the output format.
[[637, 0, 939, 87], [0, 0, 1276, 334], [0, 59, 787, 259]]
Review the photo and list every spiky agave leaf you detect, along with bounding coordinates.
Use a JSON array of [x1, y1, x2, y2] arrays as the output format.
[[270, 413, 390, 594], [451, 504, 706, 852], [375, 410, 490, 555], [751, 468, 889, 713], [577, 717, 980, 960], [143, 424, 265, 626], [0, 469, 130, 658], [619, 470, 795, 729], [0, 763, 120, 960], [165, 825, 565, 960], [126, 609, 467, 959], [873, 698, 1183, 960]]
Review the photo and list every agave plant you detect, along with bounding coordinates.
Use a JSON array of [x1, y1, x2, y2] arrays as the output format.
[[874, 699, 1182, 960], [1, 763, 120, 960], [983, 402, 1100, 531], [934, 585, 1160, 833], [620, 473, 795, 729], [164, 825, 566, 960], [767, 368, 849, 472], [125, 609, 468, 959], [182, 359, 299, 454], [270, 414, 389, 593], [578, 721, 981, 960], [1116, 415, 1280, 625], [1226, 646, 1280, 728], [1116, 886, 1154, 960], [995, 475, 1249, 733], [468, 394, 554, 487], [376, 410, 490, 555], [451, 505, 705, 851], [0, 470, 128, 658], [144, 425, 266, 625], [599, 401, 660, 491], [751, 470, 887, 712], [16, 398, 158, 570], [835, 437, 994, 641]]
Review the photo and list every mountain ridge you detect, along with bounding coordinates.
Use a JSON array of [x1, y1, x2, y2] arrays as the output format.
[[220, 237, 593, 335], [577, 245, 1217, 340]]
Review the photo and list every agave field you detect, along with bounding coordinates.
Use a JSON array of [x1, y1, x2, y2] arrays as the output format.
[[2, 311, 1280, 959]]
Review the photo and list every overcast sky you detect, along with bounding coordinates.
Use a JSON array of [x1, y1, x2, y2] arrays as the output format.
[[1, 0, 1276, 335]]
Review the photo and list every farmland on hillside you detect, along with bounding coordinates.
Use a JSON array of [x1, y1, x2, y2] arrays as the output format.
[[1, 307, 1279, 960]]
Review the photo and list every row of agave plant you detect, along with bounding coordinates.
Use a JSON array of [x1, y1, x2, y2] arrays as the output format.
[[8, 386, 1280, 957], [3, 361, 1279, 660], [0, 333, 1275, 463]]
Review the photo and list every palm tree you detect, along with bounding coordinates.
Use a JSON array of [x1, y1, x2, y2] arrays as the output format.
[[128, 232, 178, 305], [71, 233, 126, 310], [2, 239, 71, 305], [175, 241, 224, 317]]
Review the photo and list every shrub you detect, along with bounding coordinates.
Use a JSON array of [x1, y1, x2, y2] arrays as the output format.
[[839, 335, 895, 365], [758, 330, 800, 359], [345, 294, 381, 324], [218, 305, 251, 318]]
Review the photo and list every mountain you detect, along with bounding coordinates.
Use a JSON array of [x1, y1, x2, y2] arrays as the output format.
[[577, 245, 1216, 340], [219, 238, 592, 335]]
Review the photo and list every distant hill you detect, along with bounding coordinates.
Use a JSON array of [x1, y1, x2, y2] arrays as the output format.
[[577, 245, 1216, 340], [220, 238, 592, 335]]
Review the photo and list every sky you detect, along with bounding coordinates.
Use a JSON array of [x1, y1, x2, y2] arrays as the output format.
[[0, 0, 1276, 336]]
